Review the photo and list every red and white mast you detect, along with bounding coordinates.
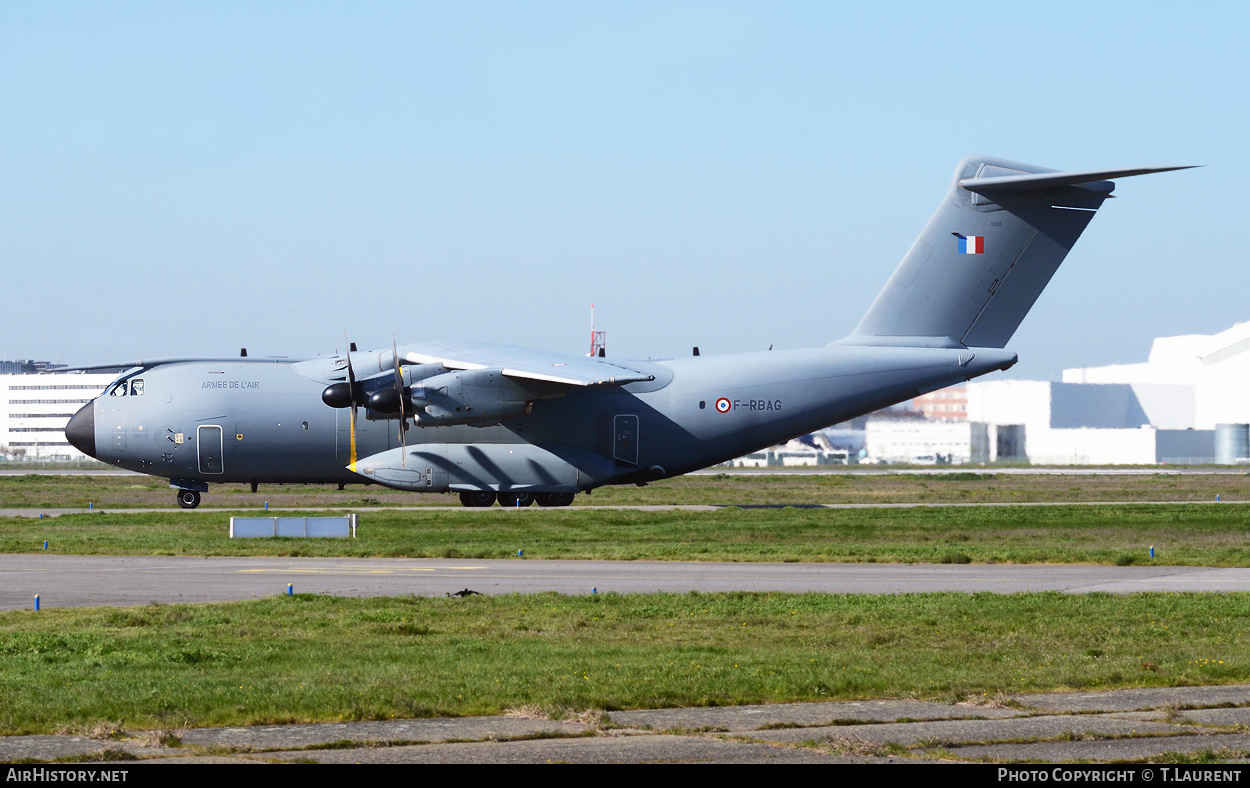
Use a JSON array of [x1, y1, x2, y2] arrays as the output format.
[[589, 304, 606, 358]]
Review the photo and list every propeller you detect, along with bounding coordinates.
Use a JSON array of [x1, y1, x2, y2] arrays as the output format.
[[347, 335, 360, 473], [392, 335, 407, 468], [323, 337, 417, 470], [318, 335, 363, 471]]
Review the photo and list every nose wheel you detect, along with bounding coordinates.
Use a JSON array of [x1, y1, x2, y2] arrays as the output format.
[[176, 489, 201, 509]]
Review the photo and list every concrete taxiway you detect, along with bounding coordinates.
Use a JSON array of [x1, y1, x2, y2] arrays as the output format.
[[4, 555, 1250, 610], [5, 684, 1248, 764]]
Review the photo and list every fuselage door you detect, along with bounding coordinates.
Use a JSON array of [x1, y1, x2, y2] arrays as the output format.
[[613, 414, 639, 466], [198, 425, 224, 475]]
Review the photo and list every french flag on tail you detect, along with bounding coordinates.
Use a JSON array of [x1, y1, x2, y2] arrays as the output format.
[[955, 233, 985, 254]]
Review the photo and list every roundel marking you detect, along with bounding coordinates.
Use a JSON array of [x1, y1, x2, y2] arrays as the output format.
[[715, 397, 731, 413]]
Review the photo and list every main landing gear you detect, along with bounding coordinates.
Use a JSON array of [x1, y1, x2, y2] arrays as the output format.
[[458, 491, 574, 507], [536, 492, 575, 507], [176, 489, 201, 509], [497, 492, 534, 507], [459, 491, 497, 507]]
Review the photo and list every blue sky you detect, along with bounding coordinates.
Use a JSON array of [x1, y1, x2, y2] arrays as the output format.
[[2, 1, 1245, 380]]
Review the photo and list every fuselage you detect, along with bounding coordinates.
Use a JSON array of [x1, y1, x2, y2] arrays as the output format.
[[62, 155, 1184, 507], [65, 344, 1015, 497]]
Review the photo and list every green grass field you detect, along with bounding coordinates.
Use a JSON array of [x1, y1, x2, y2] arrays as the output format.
[[1, 591, 1247, 735], [3, 473, 1248, 737], [4, 503, 1250, 565]]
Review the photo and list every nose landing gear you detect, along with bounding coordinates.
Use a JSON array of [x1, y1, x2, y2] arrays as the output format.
[[177, 489, 201, 509]]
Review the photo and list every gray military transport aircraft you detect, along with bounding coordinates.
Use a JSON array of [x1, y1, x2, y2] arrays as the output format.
[[65, 155, 1191, 509]]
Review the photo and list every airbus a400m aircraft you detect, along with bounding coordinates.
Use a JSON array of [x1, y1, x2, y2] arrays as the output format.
[[65, 156, 1190, 509]]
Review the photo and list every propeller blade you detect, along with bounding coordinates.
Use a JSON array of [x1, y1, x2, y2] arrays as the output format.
[[393, 335, 407, 468], [345, 333, 358, 473]]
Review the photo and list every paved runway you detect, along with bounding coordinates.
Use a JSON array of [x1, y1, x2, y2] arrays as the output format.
[[4, 555, 1250, 610]]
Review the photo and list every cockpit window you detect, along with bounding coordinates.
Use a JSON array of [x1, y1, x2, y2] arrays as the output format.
[[110, 381, 128, 397], [130, 379, 144, 396]]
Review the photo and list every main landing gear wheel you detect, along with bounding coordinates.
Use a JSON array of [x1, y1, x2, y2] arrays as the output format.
[[496, 492, 534, 507], [459, 490, 497, 508], [535, 492, 575, 507], [176, 489, 201, 509]]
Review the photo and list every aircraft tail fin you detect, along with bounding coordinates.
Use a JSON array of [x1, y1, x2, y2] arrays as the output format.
[[836, 156, 1194, 350]]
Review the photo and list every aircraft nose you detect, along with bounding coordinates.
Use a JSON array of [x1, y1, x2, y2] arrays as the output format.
[[65, 401, 97, 458]]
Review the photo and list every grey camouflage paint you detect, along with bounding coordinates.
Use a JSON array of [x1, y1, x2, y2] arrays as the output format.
[[65, 156, 1191, 503]]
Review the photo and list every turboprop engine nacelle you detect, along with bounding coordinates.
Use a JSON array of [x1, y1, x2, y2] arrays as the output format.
[[414, 369, 553, 426]]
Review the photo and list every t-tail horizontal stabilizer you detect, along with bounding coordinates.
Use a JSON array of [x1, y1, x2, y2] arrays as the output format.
[[960, 165, 1195, 194], [836, 156, 1195, 350]]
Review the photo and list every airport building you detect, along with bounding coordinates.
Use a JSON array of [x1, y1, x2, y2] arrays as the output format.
[[913, 386, 967, 421], [962, 380, 1213, 465], [726, 433, 855, 467], [862, 386, 1214, 466], [0, 360, 66, 375], [1061, 320, 1250, 430], [0, 369, 116, 461], [865, 419, 978, 465], [856, 322, 1250, 465]]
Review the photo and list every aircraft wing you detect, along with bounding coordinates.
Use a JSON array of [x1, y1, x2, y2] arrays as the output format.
[[399, 342, 655, 387], [57, 357, 300, 373]]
